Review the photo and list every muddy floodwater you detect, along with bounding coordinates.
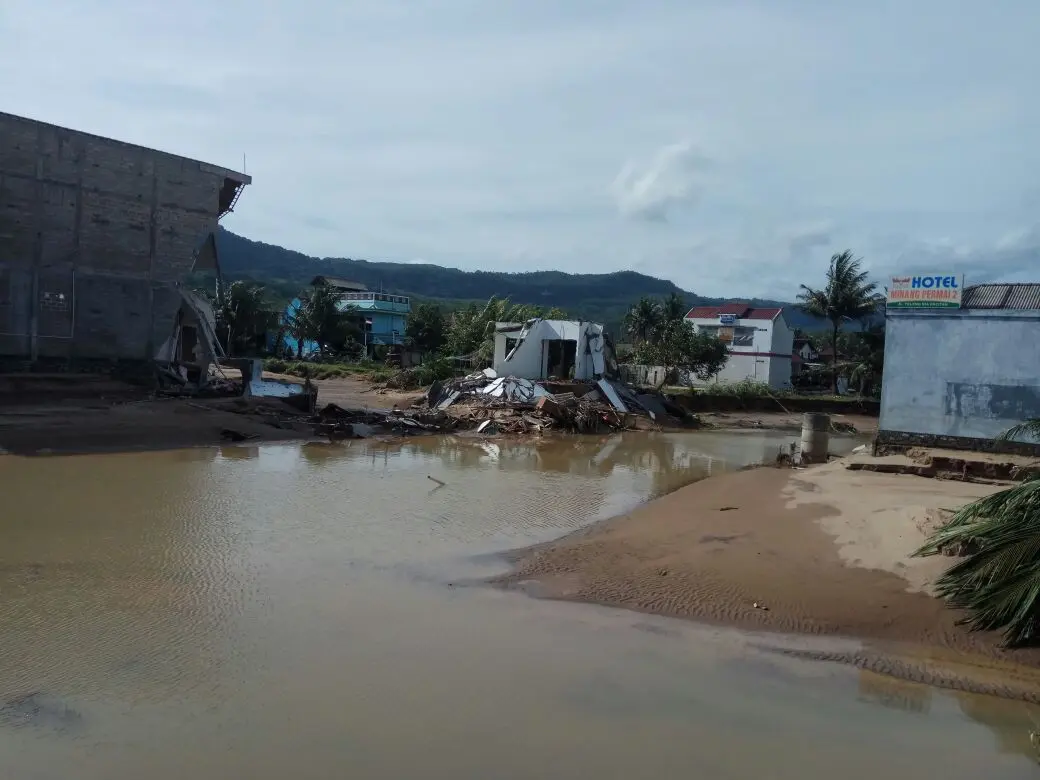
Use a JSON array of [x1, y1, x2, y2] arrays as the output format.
[[1, 431, 1038, 779]]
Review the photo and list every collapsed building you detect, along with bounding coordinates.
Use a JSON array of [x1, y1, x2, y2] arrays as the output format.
[[0, 111, 249, 370], [492, 319, 616, 381]]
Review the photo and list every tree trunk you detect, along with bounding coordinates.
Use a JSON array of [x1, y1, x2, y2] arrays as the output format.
[[830, 323, 839, 395]]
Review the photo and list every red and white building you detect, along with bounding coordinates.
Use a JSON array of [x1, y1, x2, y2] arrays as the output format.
[[684, 303, 794, 389]]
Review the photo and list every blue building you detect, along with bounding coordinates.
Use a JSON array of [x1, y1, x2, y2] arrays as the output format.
[[275, 276, 411, 358], [878, 281, 1040, 452]]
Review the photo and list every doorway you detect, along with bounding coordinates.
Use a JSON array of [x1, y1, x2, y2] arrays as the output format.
[[544, 339, 577, 379]]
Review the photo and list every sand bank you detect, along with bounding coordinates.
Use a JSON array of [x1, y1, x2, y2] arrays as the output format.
[[498, 458, 1040, 697]]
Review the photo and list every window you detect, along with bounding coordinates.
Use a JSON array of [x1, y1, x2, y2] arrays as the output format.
[[731, 327, 754, 347]]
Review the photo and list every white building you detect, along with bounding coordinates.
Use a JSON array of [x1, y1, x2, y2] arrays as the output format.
[[492, 319, 609, 380], [684, 304, 794, 389]]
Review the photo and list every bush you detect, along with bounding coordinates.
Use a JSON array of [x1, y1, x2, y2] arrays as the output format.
[[263, 359, 385, 380], [382, 356, 458, 390], [699, 379, 788, 399]]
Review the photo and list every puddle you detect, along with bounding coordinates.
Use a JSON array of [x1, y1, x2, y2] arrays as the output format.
[[1, 431, 1035, 779]]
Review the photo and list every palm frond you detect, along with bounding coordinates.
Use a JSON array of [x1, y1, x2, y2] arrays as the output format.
[[998, 419, 1040, 443], [914, 477, 1040, 646]]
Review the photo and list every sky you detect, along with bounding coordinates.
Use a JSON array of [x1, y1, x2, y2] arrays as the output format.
[[2, 0, 1037, 299]]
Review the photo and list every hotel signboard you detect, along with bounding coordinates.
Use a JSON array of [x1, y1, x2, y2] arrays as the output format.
[[887, 274, 963, 309]]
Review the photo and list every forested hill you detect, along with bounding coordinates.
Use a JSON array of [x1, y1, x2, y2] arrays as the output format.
[[215, 228, 824, 330]]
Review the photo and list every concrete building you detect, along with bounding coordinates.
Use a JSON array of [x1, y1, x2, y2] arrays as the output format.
[[492, 319, 610, 380], [878, 282, 1040, 451], [277, 276, 411, 357], [0, 111, 250, 364], [684, 304, 794, 389]]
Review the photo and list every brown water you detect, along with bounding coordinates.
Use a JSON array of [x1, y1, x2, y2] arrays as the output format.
[[0, 431, 1037, 779]]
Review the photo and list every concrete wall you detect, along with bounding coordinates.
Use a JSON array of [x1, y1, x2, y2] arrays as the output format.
[[880, 310, 1040, 442], [0, 112, 248, 362], [493, 320, 606, 380], [687, 315, 794, 389]]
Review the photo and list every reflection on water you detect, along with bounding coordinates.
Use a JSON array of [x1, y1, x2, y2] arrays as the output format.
[[0, 432, 1036, 779], [859, 670, 933, 714]]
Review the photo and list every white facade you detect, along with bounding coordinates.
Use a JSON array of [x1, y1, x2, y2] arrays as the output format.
[[492, 319, 608, 380], [684, 307, 794, 389]]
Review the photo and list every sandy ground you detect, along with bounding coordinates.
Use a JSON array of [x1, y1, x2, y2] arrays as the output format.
[[497, 459, 1040, 697], [699, 410, 878, 435]]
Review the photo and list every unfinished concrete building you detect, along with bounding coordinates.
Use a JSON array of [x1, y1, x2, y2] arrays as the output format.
[[0, 111, 250, 366]]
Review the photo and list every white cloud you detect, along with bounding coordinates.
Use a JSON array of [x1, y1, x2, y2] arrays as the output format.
[[610, 141, 710, 222], [1, 0, 1037, 298]]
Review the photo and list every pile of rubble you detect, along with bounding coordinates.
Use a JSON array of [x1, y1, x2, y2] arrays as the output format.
[[312, 403, 452, 440], [423, 369, 691, 435]]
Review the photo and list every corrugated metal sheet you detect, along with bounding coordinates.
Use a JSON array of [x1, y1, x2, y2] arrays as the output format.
[[962, 283, 1040, 310], [962, 284, 1009, 308], [1005, 284, 1040, 310]]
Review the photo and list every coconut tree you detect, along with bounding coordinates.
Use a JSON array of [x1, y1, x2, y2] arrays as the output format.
[[913, 420, 1040, 647], [215, 280, 277, 357], [661, 292, 688, 323], [623, 297, 663, 345], [797, 251, 882, 394], [444, 296, 540, 362]]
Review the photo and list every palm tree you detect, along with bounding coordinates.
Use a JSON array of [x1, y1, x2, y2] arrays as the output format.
[[912, 420, 1040, 647], [797, 250, 882, 394], [623, 297, 663, 345], [445, 296, 540, 362], [661, 292, 688, 322], [215, 280, 277, 357]]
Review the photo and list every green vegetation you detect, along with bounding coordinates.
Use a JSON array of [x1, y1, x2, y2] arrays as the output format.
[[796, 250, 884, 394], [619, 295, 730, 386], [213, 280, 279, 357], [264, 358, 391, 381], [914, 419, 1040, 647], [212, 228, 826, 334], [210, 233, 890, 402]]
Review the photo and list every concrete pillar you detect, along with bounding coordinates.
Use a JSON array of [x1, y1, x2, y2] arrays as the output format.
[[800, 413, 831, 464]]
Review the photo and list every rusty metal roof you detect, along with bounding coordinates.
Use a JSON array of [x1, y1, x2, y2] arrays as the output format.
[[961, 283, 1040, 310]]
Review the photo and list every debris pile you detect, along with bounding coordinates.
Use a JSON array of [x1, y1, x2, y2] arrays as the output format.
[[312, 403, 452, 440], [423, 369, 691, 435]]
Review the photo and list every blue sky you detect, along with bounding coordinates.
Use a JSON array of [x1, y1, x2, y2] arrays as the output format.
[[2, 1, 1037, 299]]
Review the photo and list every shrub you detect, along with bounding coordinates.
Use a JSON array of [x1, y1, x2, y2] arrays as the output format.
[[699, 379, 788, 399]]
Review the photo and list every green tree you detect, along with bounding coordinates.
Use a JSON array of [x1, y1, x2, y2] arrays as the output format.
[[444, 296, 541, 362], [635, 320, 729, 386], [661, 292, 688, 322], [289, 282, 360, 358], [836, 324, 886, 397], [406, 302, 446, 354], [215, 280, 277, 357], [797, 250, 882, 394], [623, 296, 663, 345], [545, 306, 568, 319]]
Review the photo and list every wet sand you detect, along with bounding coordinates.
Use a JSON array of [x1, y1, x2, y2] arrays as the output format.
[[498, 460, 1040, 697]]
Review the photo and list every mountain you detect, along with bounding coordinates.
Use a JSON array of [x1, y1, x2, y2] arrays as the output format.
[[214, 229, 833, 332]]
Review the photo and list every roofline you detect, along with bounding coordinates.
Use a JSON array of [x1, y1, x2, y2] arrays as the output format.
[[684, 306, 785, 322], [1, 110, 251, 184]]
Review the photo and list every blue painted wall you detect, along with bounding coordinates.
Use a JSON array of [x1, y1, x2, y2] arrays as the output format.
[[880, 309, 1040, 441], [270, 298, 408, 356]]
